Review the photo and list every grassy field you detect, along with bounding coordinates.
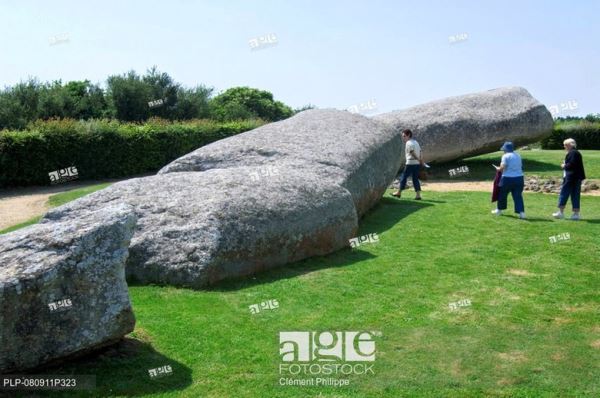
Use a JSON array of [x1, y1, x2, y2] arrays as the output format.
[[430, 149, 600, 181], [2, 151, 599, 397], [8, 191, 598, 397]]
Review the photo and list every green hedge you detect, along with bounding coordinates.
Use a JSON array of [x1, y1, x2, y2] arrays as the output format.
[[0, 118, 265, 187], [541, 120, 600, 149]]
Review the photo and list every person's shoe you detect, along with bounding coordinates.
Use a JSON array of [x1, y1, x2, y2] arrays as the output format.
[[391, 191, 401, 197], [491, 209, 502, 215], [415, 196, 422, 200], [570, 213, 580, 221], [519, 212, 526, 219], [552, 211, 564, 219]]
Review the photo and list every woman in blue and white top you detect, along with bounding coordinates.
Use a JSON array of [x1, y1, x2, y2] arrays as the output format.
[[492, 141, 526, 219]]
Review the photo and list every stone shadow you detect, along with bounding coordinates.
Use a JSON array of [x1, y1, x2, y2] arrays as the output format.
[[427, 158, 563, 181], [1, 338, 192, 398], [209, 196, 434, 292]]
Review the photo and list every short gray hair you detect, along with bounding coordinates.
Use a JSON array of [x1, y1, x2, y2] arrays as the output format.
[[563, 138, 577, 148]]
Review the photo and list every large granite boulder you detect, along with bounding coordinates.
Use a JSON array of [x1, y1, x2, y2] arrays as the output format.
[[374, 86, 553, 163], [0, 204, 137, 372], [37, 87, 551, 290], [42, 110, 402, 288], [158, 109, 403, 217]]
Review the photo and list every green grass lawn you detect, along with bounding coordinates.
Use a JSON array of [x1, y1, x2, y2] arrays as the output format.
[[46, 183, 113, 207], [431, 149, 600, 181], [21, 190, 599, 398], [2, 150, 599, 397], [0, 216, 43, 234]]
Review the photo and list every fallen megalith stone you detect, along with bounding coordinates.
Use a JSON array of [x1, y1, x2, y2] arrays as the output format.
[[374, 86, 553, 163], [38, 86, 551, 289], [158, 108, 402, 217], [43, 110, 401, 288], [0, 203, 137, 372]]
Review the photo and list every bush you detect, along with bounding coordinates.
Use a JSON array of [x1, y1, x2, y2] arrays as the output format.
[[0, 118, 264, 187], [210, 87, 293, 122], [0, 79, 112, 130], [541, 119, 600, 149]]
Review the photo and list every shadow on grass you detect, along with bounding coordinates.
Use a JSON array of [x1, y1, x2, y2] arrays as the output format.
[[497, 214, 600, 223], [208, 196, 434, 292], [520, 217, 554, 223], [364, 196, 435, 232], [575, 219, 600, 224], [414, 198, 446, 203], [20, 338, 192, 398], [427, 158, 562, 181]]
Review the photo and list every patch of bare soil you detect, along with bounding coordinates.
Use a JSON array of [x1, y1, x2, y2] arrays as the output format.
[[497, 351, 528, 363], [0, 178, 133, 230], [420, 180, 493, 192], [506, 269, 533, 277]]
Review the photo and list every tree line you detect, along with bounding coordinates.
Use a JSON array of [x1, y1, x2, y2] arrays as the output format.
[[0, 67, 308, 130]]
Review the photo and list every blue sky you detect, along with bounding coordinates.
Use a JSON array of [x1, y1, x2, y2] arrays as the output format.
[[1, 0, 598, 116]]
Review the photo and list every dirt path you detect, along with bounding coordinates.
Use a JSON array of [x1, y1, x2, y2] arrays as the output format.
[[0, 193, 50, 229], [0, 178, 133, 230], [1, 179, 599, 231], [419, 180, 493, 192], [418, 180, 600, 196]]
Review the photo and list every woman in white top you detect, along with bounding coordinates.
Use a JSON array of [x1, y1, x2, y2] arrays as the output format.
[[492, 141, 526, 219]]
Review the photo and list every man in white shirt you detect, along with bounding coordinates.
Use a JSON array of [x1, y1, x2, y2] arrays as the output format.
[[392, 129, 422, 200]]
